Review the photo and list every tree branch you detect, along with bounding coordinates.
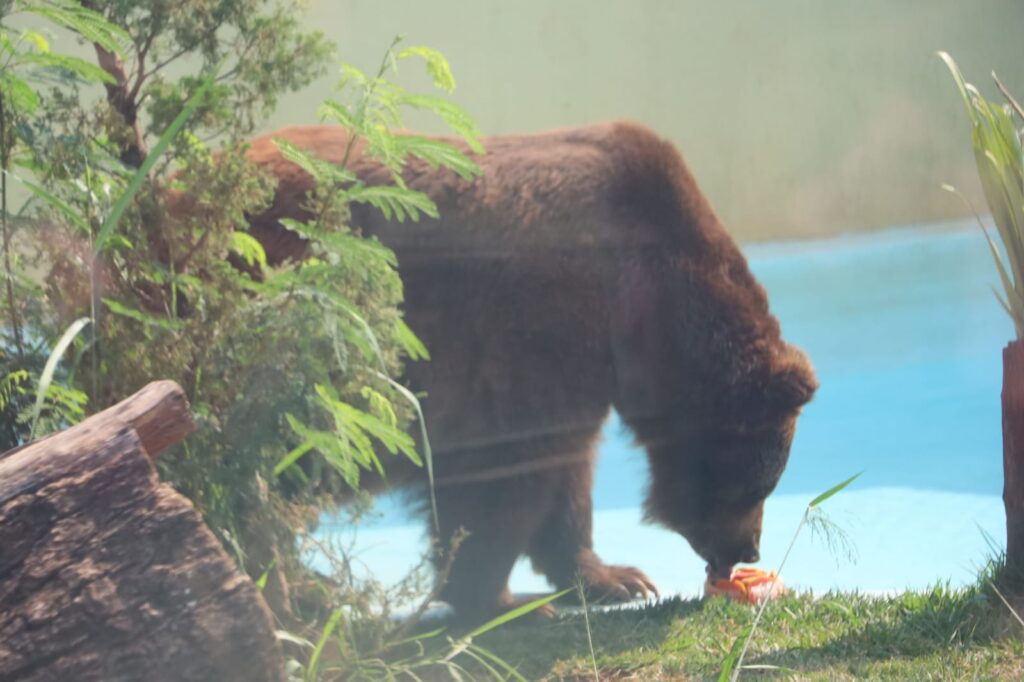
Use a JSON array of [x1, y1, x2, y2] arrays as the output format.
[[142, 46, 190, 81], [93, 42, 148, 168], [127, 29, 157, 106]]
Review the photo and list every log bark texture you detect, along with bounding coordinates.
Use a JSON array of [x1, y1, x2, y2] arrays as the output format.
[[1004, 340, 1024, 575], [0, 381, 285, 682]]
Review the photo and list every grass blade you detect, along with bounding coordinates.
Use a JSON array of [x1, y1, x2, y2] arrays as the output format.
[[575, 576, 599, 682], [466, 644, 529, 682], [17, 177, 91, 234], [938, 51, 979, 125], [93, 59, 223, 254], [459, 646, 505, 681], [465, 589, 572, 639], [275, 629, 315, 650], [306, 608, 343, 681], [718, 624, 752, 682], [382, 373, 439, 532], [255, 556, 278, 591], [29, 316, 90, 439], [989, 581, 1024, 631], [809, 471, 861, 508]]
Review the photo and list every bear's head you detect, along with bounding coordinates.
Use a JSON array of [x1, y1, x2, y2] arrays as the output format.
[[641, 345, 817, 577]]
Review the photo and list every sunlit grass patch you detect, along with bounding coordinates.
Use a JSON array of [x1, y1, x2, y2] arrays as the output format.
[[476, 566, 1023, 681]]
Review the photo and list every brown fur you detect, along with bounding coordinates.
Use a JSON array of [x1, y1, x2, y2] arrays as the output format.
[[241, 121, 817, 621]]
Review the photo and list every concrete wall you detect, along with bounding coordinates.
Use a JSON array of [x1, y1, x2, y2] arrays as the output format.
[[264, 0, 1024, 241]]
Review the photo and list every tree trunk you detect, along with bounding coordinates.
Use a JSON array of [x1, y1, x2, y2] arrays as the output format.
[[1004, 340, 1024, 576], [0, 381, 285, 682]]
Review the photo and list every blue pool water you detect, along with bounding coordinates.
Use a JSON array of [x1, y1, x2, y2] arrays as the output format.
[[316, 220, 1011, 597]]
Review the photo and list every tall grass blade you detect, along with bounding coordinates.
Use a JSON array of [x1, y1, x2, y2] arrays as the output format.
[[740, 664, 800, 674], [255, 556, 277, 591], [93, 59, 223, 254], [990, 580, 1024, 631], [941, 51, 1024, 338], [306, 608, 343, 681], [458, 646, 505, 681], [943, 183, 1024, 332], [809, 471, 861, 508], [575, 575, 600, 682], [29, 316, 90, 439], [274, 629, 315, 650], [718, 624, 752, 682], [937, 52, 974, 118], [383, 373, 440, 532], [464, 589, 572, 639], [466, 644, 529, 682], [18, 177, 91, 233]]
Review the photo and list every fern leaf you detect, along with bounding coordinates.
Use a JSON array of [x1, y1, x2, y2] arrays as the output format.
[[230, 231, 268, 268], [397, 93, 484, 153], [397, 46, 456, 92], [0, 72, 39, 113], [102, 298, 181, 331], [395, 135, 481, 180], [26, 2, 129, 56], [345, 183, 438, 222], [20, 51, 115, 84]]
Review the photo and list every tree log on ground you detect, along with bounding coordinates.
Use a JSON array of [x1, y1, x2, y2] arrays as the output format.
[[0, 380, 285, 682]]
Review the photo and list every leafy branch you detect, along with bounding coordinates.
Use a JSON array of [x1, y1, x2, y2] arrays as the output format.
[[269, 40, 484, 536]]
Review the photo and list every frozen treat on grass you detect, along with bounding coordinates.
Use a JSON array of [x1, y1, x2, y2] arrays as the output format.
[[704, 567, 785, 604]]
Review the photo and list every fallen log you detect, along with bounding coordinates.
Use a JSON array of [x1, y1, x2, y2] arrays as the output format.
[[0, 380, 285, 682]]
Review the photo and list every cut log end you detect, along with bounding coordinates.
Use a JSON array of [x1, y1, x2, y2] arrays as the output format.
[[105, 380, 196, 457], [0, 381, 282, 682]]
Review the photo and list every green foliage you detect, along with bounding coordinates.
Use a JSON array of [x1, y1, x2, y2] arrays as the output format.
[[282, 586, 564, 681], [1, 2, 514, 676], [275, 384, 420, 488], [93, 58, 224, 255], [4, 0, 494, 667], [266, 40, 481, 521], [0, 0, 129, 448], [87, 0, 333, 141], [940, 52, 1024, 339], [0, 1, 128, 109], [26, 1, 127, 54], [0, 7, 336, 571]]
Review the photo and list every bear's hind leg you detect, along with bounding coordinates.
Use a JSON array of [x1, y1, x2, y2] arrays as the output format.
[[434, 475, 558, 626], [527, 441, 658, 603]]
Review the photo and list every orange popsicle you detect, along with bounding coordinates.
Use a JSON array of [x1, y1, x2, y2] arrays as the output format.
[[704, 567, 785, 604]]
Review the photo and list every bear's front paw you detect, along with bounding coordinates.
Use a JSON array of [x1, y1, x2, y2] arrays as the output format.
[[578, 562, 659, 603]]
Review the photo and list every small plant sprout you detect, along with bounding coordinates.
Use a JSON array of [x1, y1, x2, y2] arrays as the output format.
[[718, 472, 862, 682]]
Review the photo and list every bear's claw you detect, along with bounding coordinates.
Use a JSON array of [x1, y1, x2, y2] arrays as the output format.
[[580, 564, 659, 603]]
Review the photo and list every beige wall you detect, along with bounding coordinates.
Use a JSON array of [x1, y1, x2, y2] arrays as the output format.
[[263, 1, 1024, 242]]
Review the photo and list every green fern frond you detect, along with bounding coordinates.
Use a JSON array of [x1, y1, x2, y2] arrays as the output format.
[[345, 183, 438, 222], [397, 46, 457, 92]]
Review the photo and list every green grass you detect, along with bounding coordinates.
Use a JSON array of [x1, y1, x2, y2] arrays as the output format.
[[473, 573, 1024, 681]]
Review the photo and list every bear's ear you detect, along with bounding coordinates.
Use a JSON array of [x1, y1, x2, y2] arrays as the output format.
[[765, 345, 818, 412]]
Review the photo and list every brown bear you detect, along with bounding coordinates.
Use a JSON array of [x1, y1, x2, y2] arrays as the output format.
[[241, 121, 817, 622]]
